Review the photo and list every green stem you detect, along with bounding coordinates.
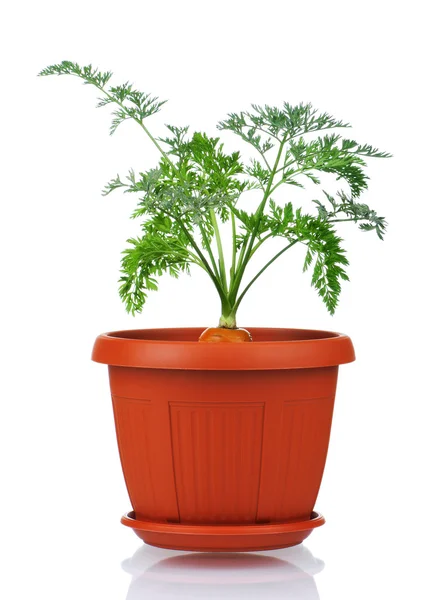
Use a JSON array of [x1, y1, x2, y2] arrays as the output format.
[[138, 120, 178, 170], [233, 239, 298, 312], [210, 209, 228, 292], [160, 208, 226, 301], [229, 235, 249, 298], [229, 231, 272, 296], [235, 236, 249, 274], [229, 137, 287, 302], [219, 300, 237, 329], [259, 152, 272, 171], [199, 224, 219, 276], [169, 246, 204, 268], [230, 212, 237, 280], [250, 232, 274, 256]]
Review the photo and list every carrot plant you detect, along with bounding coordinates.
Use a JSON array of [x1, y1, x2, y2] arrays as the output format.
[[39, 61, 390, 329]]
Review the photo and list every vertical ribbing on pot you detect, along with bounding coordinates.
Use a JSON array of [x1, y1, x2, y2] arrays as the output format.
[[255, 367, 338, 523], [111, 397, 158, 516], [272, 397, 334, 521], [169, 401, 265, 524]]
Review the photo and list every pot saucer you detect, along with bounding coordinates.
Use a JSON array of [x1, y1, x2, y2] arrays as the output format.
[[121, 511, 325, 552]]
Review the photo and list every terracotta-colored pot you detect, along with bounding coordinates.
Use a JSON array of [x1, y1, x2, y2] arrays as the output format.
[[92, 327, 354, 551]]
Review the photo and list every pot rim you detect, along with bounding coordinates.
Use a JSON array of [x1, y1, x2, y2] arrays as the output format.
[[92, 327, 355, 370]]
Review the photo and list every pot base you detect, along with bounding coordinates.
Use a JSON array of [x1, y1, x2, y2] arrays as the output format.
[[121, 511, 325, 552]]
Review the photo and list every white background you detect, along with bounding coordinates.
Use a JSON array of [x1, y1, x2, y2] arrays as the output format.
[[1, 1, 443, 598]]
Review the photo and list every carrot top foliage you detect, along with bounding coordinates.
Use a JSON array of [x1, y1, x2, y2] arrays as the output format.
[[39, 61, 390, 327]]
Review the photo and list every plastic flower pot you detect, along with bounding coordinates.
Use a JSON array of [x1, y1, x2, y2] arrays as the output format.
[[92, 327, 354, 551]]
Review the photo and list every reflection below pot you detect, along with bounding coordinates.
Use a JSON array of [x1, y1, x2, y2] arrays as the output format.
[[122, 543, 324, 599]]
